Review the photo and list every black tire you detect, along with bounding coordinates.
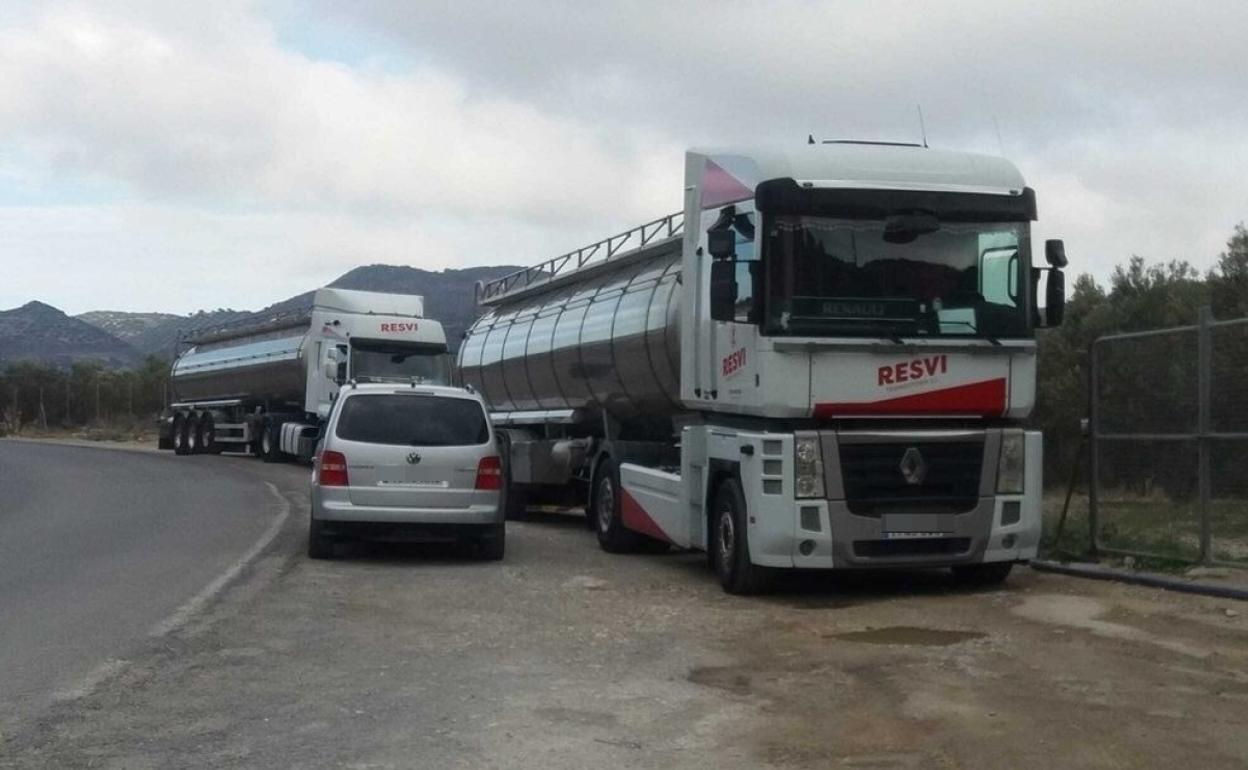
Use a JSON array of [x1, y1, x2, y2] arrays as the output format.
[[592, 456, 644, 553], [711, 477, 776, 595], [504, 487, 529, 521], [185, 414, 202, 454], [261, 422, 282, 463], [951, 562, 1013, 586], [307, 517, 334, 560], [497, 432, 527, 521], [172, 413, 190, 455], [197, 414, 220, 454], [476, 523, 506, 561]]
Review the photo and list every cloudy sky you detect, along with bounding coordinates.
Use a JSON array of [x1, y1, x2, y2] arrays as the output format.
[[2, 0, 1246, 315]]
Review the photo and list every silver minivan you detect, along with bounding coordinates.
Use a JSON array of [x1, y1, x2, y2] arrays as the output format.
[[308, 382, 505, 560]]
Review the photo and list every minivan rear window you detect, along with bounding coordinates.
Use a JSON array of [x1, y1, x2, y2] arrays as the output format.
[[334, 394, 489, 446]]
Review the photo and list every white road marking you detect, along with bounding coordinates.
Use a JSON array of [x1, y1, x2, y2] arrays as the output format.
[[51, 657, 129, 703], [50, 481, 294, 704], [148, 482, 292, 638]]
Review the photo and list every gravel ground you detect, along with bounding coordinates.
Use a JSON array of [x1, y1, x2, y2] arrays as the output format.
[[3, 457, 1246, 769]]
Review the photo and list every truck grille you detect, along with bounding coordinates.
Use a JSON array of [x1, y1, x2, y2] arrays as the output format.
[[839, 440, 983, 515], [853, 537, 972, 558]]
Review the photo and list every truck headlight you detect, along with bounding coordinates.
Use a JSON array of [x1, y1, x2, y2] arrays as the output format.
[[794, 436, 825, 499], [996, 430, 1025, 494]]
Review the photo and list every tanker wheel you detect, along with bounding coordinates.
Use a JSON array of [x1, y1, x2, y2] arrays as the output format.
[[185, 414, 202, 454], [498, 433, 529, 521], [592, 457, 643, 554], [711, 477, 775, 595], [261, 422, 282, 463], [197, 414, 220, 454], [504, 487, 530, 521], [172, 413, 190, 455]]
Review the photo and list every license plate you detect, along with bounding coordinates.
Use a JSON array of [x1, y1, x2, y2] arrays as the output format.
[[377, 480, 449, 488], [883, 531, 945, 540]]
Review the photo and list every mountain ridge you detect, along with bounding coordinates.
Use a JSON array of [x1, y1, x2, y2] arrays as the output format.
[[0, 301, 144, 367], [4, 263, 522, 366]]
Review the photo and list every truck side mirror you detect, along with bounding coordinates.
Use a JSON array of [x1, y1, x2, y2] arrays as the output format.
[[710, 260, 737, 322], [707, 229, 736, 259], [1045, 268, 1066, 327], [1045, 239, 1068, 268], [323, 359, 338, 380]]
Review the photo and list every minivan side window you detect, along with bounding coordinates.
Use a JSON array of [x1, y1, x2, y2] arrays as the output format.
[[335, 395, 489, 446]]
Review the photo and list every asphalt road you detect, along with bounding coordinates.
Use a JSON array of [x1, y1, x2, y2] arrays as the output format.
[[3, 441, 1247, 768], [0, 441, 283, 728]]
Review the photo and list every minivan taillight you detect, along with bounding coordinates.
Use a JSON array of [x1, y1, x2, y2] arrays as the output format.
[[318, 450, 349, 487], [475, 456, 503, 490]]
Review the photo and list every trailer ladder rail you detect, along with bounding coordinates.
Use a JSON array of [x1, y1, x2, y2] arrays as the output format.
[[476, 212, 683, 306], [181, 306, 313, 346]]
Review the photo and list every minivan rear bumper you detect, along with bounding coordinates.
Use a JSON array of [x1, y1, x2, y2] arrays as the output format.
[[312, 487, 502, 525]]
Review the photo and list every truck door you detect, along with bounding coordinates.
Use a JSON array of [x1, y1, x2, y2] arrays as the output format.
[[707, 207, 760, 405]]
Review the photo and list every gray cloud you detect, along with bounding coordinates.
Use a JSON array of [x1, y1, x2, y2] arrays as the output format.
[[1, 0, 1246, 314]]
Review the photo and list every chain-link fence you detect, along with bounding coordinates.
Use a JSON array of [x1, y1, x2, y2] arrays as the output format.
[[1089, 309, 1248, 566]]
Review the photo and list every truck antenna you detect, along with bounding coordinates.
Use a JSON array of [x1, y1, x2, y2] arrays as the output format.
[[992, 115, 1005, 155], [916, 105, 929, 148]]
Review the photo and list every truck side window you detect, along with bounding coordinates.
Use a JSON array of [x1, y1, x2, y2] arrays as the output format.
[[733, 214, 758, 324], [336, 344, 349, 382]]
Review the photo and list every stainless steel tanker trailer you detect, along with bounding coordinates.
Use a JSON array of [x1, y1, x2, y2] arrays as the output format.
[[159, 287, 450, 462], [460, 142, 1069, 593]]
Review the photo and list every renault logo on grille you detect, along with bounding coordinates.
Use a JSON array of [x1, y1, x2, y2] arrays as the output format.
[[406, 452, 422, 465], [899, 447, 927, 485]]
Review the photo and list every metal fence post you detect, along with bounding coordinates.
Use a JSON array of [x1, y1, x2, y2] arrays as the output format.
[[1197, 306, 1213, 564], [1088, 340, 1100, 557]]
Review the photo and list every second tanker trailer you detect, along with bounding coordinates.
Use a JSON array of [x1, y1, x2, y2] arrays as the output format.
[[460, 141, 1069, 594]]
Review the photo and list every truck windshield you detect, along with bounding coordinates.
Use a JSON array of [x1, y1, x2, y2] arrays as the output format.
[[763, 215, 1031, 338], [350, 341, 451, 384]]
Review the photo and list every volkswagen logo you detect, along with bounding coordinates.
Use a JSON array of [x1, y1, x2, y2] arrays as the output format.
[[899, 447, 927, 485], [406, 452, 422, 465]]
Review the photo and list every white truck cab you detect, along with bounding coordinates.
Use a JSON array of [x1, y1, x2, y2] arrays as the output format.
[[461, 141, 1067, 593]]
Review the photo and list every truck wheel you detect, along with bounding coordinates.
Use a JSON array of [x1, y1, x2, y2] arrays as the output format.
[[307, 516, 334, 560], [712, 477, 775, 595], [261, 423, 282, 463], [592, 456, 643, 553], [197, 414, 220, 454], [504, 488, 529, 521], [951, 562, 1013, 586], [185, 414, 202, 454], [476, 523, 506, 561], [172, 413, 189, 455]]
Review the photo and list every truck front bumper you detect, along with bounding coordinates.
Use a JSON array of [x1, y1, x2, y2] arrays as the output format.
[[749, 430, 1043, 570]]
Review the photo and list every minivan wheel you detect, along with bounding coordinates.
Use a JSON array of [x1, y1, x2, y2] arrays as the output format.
[[712, 477, 775, 595], [592, 457, 643, 553], [476, 523, 505, 561], [307, 517, 334, 560]]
